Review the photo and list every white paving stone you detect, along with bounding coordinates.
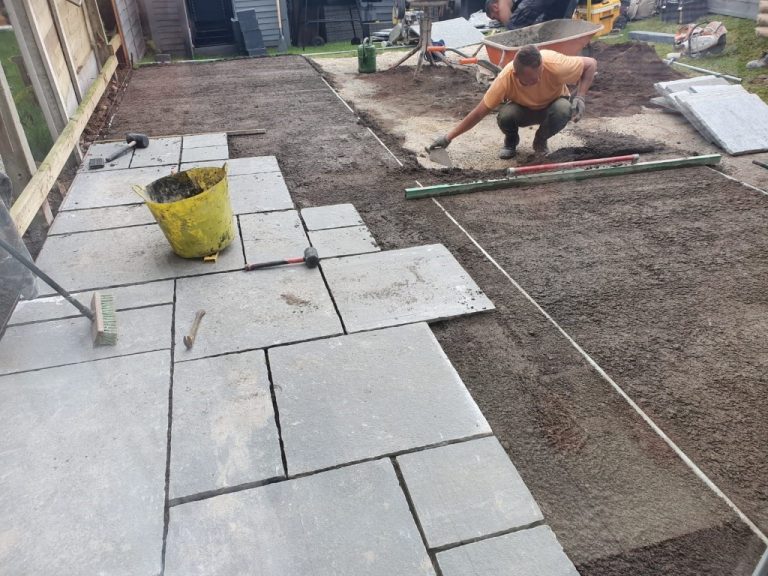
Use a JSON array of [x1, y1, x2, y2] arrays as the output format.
[[165, 460, 435, 576], [170, 351, 283, 500], [130, 136, 181, 168], [9, 280, 174, 325], [227, 155, 280, 175], [228, 172, 293, 214], [181, 145, 229, 163], [180, 160, 227, 172], [322, 244, 495, 333], [397, 437, 543, 548], [0, 305, 172, 375], [301, 203, 363, 230], [174, 268, 343, 361], [308, 225, 379, 258], [239, 210, 309, 265], [60, 166, 174, 210], [80, 141, 134, 172], [437, 526, 579, 576], [183, 132, 228, 149], [49, 204, 155, 235], [270, 323, 491, 475], [0, 351, 169, 575], [34, 224, 243, 295]]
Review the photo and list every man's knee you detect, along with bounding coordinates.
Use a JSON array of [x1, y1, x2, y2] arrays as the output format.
[[546, 97, 572, 133], [497, 103, 526, 132]]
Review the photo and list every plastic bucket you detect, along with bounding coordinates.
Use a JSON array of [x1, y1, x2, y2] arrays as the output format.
[[134, 167, 235, 259]]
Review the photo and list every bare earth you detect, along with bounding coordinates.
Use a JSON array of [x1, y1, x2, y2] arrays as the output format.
[[100, 48, 768, 574]]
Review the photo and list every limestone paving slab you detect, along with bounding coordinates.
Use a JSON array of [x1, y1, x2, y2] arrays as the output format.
[[437, 526, 579, 576], [183, 132, 227, 149], [322, 244, 495, 333], [130, 136, 181, 168], [79, 141, 134, 172], [0, 352, 170, 575], [181, 144, 229, 163], [397, 437, 543, 549], [49, 203, 155, 235], [180, 160, 227, 172], [60, 166, 173, 211], [180, 156, 280, 176], [0, 305, 172, 375], [654, 75, 729, 95], [301, 203, 363, 230], [228, 172, 293, 214], [308, 225, 379, 258], [9, 280, 174, 325], [239, 210, 309, 264], [170, 350, 283, 500], [174, 267, 343, 361], [270, 323, 491, 475], [34, 224, 244, 295], [165, 459, 435, 576]]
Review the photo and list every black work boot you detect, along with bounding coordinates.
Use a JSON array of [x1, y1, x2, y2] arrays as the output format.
[[532, 129, 549, 157], [499, 133, 519, 160]]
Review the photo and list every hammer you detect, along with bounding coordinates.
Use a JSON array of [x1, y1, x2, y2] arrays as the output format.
[[243, 247, 319, 271], [88, 133, 150, 170]]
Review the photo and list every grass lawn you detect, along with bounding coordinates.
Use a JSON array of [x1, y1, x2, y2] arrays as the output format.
[[602, 14, 768, 102], [0, 29, 53, 162]]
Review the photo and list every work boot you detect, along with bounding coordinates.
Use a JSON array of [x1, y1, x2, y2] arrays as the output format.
[[747, 52, 768, 69], [532, 129, 549, 157], [499, 133, 519, 160]]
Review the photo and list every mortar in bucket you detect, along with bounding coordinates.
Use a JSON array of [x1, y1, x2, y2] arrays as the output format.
[[134, 166, 235, 259]]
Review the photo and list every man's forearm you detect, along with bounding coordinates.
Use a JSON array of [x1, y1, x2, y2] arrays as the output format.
[[576, 57, 597, 97], [447, 102, 492, 141]]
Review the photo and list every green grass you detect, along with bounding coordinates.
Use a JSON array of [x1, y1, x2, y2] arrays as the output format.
[[0, 30, 53, 162], [602, 14, 768, 102]]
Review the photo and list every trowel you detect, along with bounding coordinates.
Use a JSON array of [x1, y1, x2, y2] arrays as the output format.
[[427, 146, 453, 168]]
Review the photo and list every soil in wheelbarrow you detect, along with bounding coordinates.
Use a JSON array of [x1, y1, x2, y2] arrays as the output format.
[[360, 41, 682, 118]]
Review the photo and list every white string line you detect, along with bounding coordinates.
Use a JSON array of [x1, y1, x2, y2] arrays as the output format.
[[429, 196, 768, 546], [708, 166, 768, 197], [320, 76, 768, 545]]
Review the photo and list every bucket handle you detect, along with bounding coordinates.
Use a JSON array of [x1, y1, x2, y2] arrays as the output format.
[[132, 184, 150, 202]]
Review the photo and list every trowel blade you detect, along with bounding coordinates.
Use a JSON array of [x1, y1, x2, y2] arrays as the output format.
[[428, 147, 453, 167]]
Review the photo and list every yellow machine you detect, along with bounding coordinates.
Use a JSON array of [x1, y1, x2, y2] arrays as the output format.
[[573, 0, 622, 37]]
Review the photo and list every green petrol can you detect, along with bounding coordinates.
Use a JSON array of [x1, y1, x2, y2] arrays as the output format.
[[357, 38, 377, 73]]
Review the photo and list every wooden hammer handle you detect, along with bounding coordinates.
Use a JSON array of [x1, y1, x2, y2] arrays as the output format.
[[183, 310, 206, 349]]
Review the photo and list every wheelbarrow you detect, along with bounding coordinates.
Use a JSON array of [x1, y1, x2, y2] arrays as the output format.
[[425, 45, 502, 74], [483, 19, 602, 68]]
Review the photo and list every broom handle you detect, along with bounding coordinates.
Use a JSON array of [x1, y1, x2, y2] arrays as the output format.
[[0, 235, 94, 320]]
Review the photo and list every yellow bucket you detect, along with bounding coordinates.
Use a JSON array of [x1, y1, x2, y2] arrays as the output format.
[[134, 167, 235, 259]]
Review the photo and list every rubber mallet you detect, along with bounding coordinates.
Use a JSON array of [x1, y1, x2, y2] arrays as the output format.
[[244, 246, 320, 271], [88, 133, 150, 170]]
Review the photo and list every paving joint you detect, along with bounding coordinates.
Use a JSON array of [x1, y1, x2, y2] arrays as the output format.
[[708, 166, 768, 196], [48, 221, 154, 237], [160, 280, 178, 576], [391, 457, 445, 576], [9, 302, 172, 328], [1, 347, 171, 376], [429, 519, 546, 555], [168, 475, 285, 508], [264, 350, 289, 476]]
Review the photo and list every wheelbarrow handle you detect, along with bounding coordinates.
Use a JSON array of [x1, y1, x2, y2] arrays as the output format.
[[426, 45, 446, 53], [459, 58, 478, 64]]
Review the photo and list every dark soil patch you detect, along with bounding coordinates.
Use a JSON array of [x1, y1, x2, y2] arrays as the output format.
[[547, 127, 661, 162], [97, 55, 764, 574]]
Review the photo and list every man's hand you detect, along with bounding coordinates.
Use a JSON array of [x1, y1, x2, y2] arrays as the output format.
[[571, 96, 586, 122], [427, 135, 451, 151]]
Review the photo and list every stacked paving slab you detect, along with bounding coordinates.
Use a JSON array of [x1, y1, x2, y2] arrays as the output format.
[[0, 133, 579, 575]]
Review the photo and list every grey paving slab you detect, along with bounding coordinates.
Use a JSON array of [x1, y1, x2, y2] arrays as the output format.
[[228, 172, 293, 214], [678, 92, 768, 155], [308, 225, 379, 258], [49, 203, 155, 235], [0, 305, 172, 375], [180, 160, 227, 172], [183, 132, 227, 149], [239, 210, 309, 264], [9, 280, 174, 325], [227, 155, 280, 175], [437, 526, 579, 576], [322, 244, 495, 333], [170, 351, 283, 500], [34, 224, 244, 295], [181, 144, 229, 163], [165, 459, 435, 576], [79, 141, 134, 172], [270, 323, 491, 475], [174, 268, 343, 361], [0, 351, 169, 575], [130, 136, 182, 168], [654, 75, 730, 96], [60, 166, 174, 211], [397, 437, 543, 549], [301, 203, 363, 230]]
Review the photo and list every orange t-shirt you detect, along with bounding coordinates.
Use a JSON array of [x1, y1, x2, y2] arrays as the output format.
[[482, 50, 584, 111]]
